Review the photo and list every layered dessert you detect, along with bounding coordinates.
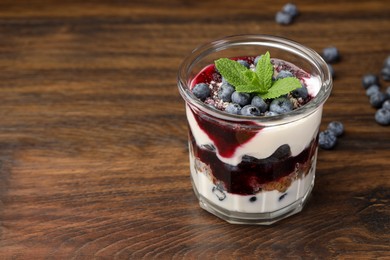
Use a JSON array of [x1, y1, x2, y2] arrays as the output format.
[[186, 54, 322, 218]]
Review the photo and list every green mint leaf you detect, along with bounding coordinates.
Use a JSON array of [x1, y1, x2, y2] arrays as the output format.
[[255, 51, 274, 92], [215, 58, 250, 89], [261, 77, 302, 99]]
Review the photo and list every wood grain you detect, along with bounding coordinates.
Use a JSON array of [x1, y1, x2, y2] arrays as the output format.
[[0, 0, 389, 259]]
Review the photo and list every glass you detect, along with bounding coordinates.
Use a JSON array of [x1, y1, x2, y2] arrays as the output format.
[[177, 35, 332, 225]]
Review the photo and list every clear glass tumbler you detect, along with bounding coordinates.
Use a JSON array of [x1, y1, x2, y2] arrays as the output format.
[[177, 35, 332, 224]]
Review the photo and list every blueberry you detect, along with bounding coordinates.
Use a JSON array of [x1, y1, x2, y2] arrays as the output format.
[[381, 66, 390, 81], [276, 70, 293, 80], [362, 74, 379, 89], [275, 11, 293, 25], [192, 83, 210, 101], [366, 84, 380, 96], [264, 111, 279, 116], [387, 86, 390, 97], [370, 92, 387, 108], [241, 105, 261, 116], [375, 108, 390, 125], [282, 3, 298, 17], [328, 64, 335, 78], [231, 91, 251, 106], [382, 100, 390, 110], [319, 130, 337, 150], [218, 82, 235, 102], [271, 144, 291, 159], [269, 97, 294, 114], [251, 96, 268, 113], [384, 56, 390, 68], [327, 121, 344, 137], [225, 103, 241, 115], [291, 85, 309, 99], [322, 47, 340, 63], [254, 55, 263, 66], [237, 59, 250, 69]]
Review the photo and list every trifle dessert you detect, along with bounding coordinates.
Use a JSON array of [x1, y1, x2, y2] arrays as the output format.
[[178, 35, 332, 224]]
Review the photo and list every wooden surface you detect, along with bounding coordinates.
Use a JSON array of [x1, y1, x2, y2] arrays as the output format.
[[0, 0, 389, 259]]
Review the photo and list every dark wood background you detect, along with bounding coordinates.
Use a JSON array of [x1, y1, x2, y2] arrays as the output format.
[[0, 0, 389, 259]]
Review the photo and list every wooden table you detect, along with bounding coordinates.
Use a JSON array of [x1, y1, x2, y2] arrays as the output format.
[[0, 0, 389, 258]]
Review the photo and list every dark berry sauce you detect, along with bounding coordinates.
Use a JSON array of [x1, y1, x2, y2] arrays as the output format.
[[190, 130, 317, 195]]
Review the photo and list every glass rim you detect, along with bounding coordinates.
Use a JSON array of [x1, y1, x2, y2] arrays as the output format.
[[177, 34, 332, 125]]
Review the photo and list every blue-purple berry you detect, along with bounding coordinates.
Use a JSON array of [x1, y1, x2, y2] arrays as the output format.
[[282, 3, 298, 17], [237, 59, 250, 69], [192, 83, 210, 101], [381, 66, 390, 81], [370, 92, 387, 108], [366, 85, 380, 96], [225, 103, 241, 115], [322, 47, 340, 63], [231, 91, 251, 106], [382, 100, 390, 110], [362, 74, 379, 89], [319, 130, 337, 150], [291, 85, 309, 99], [218, 82, 235, 102], [275, 11, 293, 25], [265, 111, 279, 116], [270, 97, 293, 114], [327, 121, 344, 137], [251, 96, 268, 113], [276, 70, 293, 80], [241, 105, 261, 116], [375, 108, 390, 125]]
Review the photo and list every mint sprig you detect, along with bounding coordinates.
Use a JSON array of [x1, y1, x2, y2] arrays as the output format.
[[214, 52, 302, 99]]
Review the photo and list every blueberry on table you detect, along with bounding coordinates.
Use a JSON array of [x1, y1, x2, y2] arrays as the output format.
[[231, 91, 251, 106], [270, 97, 294, 114], [218, 82, 235, 102], [366, 85, 380, 96], [362, 74, 379, 89], [225, 103, 241, 115], [381, 66, 390, 81], [319, 130, 337, 150], [327, 121, 344, 137], [240, 105, 261, 116], [251, 96, 268, 113], [375, 108, 390, 125], [382, 100, 390, 110], [192, 83, 210, 101], [282, 3, 298, 17], [322, 47, 340, 63], [275, 11, 293, 25], [369, 92, 387, 108]]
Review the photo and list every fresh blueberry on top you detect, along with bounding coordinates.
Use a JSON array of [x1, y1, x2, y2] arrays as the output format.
[[362, 74, 379, 89], [251, 96, 268, 113], [237, 59, 250, 69], [225, 103, 241, 115], [192, 83, 210, 101], [381, 66, 390, 81], [254, 55, 263, 66], [218, 82, 235, 102], [265, 111, 279, 116], [276, 70, 293, 80], [282, 3, 298, 17], [319, 130, 337, 150], [370, 92, 387, 108], [291, 85, 309, 99], [322, 47, 340, 63], [327, 121, 344, 137], [240, 105, 261, 116], [270, 97, 294, 114], [382, 100, 390, 110], [375, 108, 390, 125], [366, 85, 380, 96], [231, 91, 251, 106], [275, 11, 293, 25]]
